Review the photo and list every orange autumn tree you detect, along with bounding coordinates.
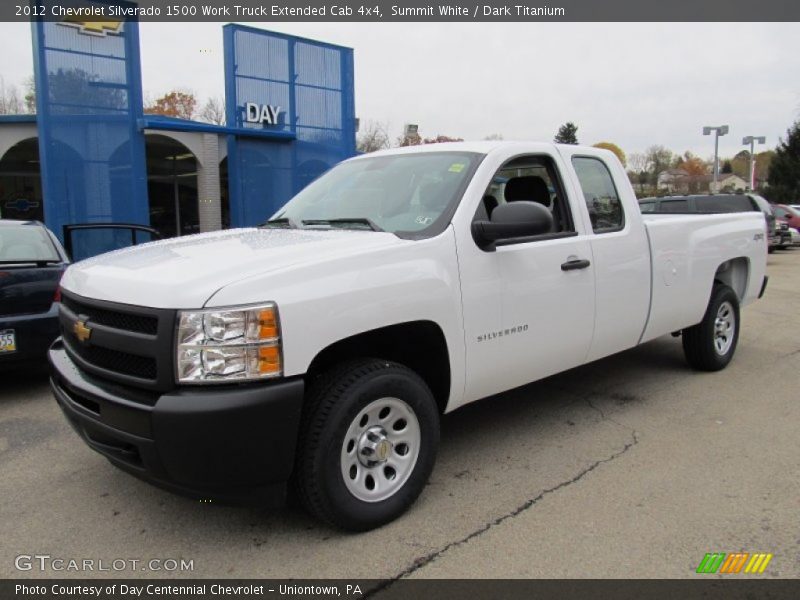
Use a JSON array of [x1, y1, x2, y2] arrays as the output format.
[[145, 91, 197, 120]]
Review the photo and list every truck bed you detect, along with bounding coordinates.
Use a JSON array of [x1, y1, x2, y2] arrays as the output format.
[[639, 212, 767, 344]]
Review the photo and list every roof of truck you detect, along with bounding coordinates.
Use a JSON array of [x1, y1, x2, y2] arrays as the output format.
[[360, 141, 606, 158]]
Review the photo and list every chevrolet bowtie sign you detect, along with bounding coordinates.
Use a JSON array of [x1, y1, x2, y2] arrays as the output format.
[[245, 103, 282, 126], [60, 17, 124, 37]]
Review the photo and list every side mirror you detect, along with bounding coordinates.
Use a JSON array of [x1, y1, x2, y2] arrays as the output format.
[[471, 201, 553, 249]]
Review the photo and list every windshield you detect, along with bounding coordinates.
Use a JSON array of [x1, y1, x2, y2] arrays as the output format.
[[270, 152, 481, 236], [0, 225, 60, 263]]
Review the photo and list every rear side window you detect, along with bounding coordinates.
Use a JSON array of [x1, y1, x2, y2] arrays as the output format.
[[0, 225, 59, 262], [694, 195, 752, 213], [660, 198, 690, 212], [572, 157, 624, 232], [638, 200, 656, 213]]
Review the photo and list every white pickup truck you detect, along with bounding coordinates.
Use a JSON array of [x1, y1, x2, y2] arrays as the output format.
[[49, 142, 768, 531]]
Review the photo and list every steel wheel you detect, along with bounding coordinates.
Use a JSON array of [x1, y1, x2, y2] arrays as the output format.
[[340, 397, 421, 503], [683, 284, 740, 372], [713, 300, 735, 355]]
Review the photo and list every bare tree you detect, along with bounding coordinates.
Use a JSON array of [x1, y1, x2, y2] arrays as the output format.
[[198, 96, 225, 125], [24, 76, 36, 113], [0, 77, 24, 115], [483, 133, 504, 141], [357, 120, 390, 153], [627, 152, 650, 195], [396, 132, 422, 147], [423, 134, 464, 144]]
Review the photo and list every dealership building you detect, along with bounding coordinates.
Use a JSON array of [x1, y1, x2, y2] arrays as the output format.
[[0, 14, 356, 257]]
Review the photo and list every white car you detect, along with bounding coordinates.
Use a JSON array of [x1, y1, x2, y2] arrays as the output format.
[[49, 142, 768, 530]]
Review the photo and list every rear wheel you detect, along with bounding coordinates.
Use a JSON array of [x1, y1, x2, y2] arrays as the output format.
[[682, 284, 740, 371], [294, 359, 439, 531]]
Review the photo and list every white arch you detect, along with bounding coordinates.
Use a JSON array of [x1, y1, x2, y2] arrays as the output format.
[[143, 130, 206, 168], [0, 123, 38, 160]]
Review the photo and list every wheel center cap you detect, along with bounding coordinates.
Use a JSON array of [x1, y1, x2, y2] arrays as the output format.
[[357, 426, 392, 467]]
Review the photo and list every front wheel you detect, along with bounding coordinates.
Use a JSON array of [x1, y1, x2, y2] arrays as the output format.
[[682, 284, 740, 371], [294, 359, 440, 531]]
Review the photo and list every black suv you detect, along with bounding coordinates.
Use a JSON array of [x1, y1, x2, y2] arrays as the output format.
[[638, 194, 781, 252]]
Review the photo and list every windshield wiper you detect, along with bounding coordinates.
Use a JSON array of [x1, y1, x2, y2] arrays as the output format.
[[261, 217, 301, 229], [301, 218, 384, 232]]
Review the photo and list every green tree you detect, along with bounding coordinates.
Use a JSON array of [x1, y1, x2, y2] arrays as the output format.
[[554, 122, 579, 144], [730, 150, 751, 179], [754, 150, 775, 187], [645, 145, 673, 187], [767, 121, 800, 202], [593, 142, 626, 167]]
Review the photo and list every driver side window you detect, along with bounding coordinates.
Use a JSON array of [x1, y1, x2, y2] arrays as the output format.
[[475, 155, 575, 234]]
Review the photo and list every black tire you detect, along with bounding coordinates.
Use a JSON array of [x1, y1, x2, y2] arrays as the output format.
[[294, 359, 440, 531], [682, 284, 740, 371], [768, 247, 775, 254]]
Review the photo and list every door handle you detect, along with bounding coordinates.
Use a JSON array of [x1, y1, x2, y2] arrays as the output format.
[[561, 258, 591, 271]]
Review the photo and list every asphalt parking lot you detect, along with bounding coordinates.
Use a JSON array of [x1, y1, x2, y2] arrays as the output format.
[[1, 249, 798, 581]]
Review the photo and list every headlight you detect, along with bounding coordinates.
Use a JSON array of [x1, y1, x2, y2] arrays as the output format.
[[176, 303, 282, 383]]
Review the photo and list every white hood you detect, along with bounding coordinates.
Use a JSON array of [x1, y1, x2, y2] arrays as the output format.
[[60, 228, 405, 308]]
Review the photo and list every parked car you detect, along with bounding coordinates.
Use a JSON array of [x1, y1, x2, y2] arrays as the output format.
[[49, 143, 768, 531], [773, 204, 800, 246], [0, 220, 69, 366], [638, 194, 781, 252], [786, 227, 800, 247], [772, 204, 800, 231], [776, 220, 792, 250]]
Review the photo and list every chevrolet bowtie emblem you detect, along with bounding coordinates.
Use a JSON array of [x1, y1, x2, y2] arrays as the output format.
[[73, 320, 92, 343]]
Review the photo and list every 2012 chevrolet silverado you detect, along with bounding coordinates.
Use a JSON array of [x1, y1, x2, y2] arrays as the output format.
[[49, 142, 768, 530]]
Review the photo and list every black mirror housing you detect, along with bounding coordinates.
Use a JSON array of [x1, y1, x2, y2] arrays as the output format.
[[472, 201, 554, 249]]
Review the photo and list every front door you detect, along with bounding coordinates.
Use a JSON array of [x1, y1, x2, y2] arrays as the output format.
[[457, 152, 595, 405]]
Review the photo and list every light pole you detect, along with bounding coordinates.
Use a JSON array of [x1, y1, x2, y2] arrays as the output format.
[[742, 135, 766, 191], [703, 125, 729, 193]]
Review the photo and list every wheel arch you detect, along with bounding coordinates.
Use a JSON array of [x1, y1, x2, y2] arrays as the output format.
[[713, 257, 749, 301], [305, 320, 451, 413]]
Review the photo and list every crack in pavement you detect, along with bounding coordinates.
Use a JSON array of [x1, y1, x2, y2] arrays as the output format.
[[367, 419, 640, 595]]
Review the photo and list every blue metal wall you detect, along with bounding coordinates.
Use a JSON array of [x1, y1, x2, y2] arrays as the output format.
[[31, 1, 149, 256], [224, 25, 356, 227]]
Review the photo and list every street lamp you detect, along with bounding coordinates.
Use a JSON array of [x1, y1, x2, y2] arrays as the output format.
[[742, 135, 766, 191], [703, 125, 729, 193]]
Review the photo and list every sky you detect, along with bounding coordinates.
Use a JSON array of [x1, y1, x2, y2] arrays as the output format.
[[1, 21, 798, 160]]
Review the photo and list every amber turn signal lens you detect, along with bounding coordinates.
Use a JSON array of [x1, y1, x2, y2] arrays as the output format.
[[257, 308, 278, 339], [257, 345, 281, 374]]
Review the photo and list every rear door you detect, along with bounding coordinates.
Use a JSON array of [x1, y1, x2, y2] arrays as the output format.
[[558, 148, 652, 362]]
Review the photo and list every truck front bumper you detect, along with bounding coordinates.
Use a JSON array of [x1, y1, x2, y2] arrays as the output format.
[[48, 339, 304, 506]]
